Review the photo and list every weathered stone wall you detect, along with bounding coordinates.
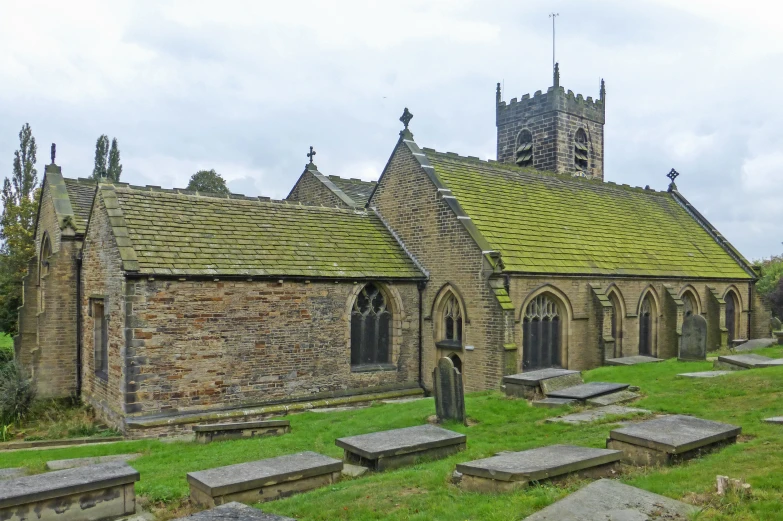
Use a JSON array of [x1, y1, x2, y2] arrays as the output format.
[[121, 278, 420, 416], [286, 170, 348, 208], [80, 189, 128, 427], [370, 140, 506, 392], [496, 86, 605, 180], [508, 277, 755, 370], [751, 287, 774, 338]]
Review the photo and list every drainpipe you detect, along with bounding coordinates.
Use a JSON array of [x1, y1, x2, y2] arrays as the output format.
[[76, 253, 83, 398], [747, 282, 753, 340], [417, 281, 426, 392]]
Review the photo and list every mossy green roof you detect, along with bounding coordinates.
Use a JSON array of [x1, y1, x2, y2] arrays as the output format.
[[327, 176, 376, 206], [105, 184, 423, 279], [422, 149, 751, 279]]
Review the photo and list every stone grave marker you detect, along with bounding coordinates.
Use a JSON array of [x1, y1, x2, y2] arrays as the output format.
[[607, 414, 740, 466], [539, 372, 584, 395], [335, 424, 466, 471], [771, 316, 782, 334], [546, 405, 650, 425], [545, 382, 629, 402], [679, 314, 707, 360], [174, 502, 296, 520], [677, 371, 732, 378], [716, 354, 783, 370], [735, 338, 777, 351], [532, 397, 577, 408], [523, 479, 697, 520], [605, 355, 663, 366], [764, 417, 783, 425], [46, 452, 141, 471], [503, 368, 581, 399], [586, 390, 640, 407], [456, 445, 622, 493], [193, 419, 290, 444], [433, 356, 466, 424]]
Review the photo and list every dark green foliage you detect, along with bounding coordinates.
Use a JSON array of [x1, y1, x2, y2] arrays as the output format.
[[0, 360, 36, 425], [107, 138, 123, 181], [186, 169, 230, 194], [756, 254, 783, 318], [0, 124, 39, 334]]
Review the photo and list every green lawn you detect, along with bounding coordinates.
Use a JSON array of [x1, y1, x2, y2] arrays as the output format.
[[3, 347, 783, 520]]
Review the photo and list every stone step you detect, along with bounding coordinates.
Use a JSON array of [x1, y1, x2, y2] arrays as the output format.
[[605, 355, 663, 366], [546, 382, 630, 402], [456, 445, 622, 493], [714, 354, 783, 371], [523, 479, 697, 520], [586, 390, 640, 407], [532, 397, 578, 408]]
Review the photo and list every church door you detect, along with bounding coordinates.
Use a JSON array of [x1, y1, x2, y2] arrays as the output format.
[[725, 292, 737, 342], [522, 295, 562, 370], [639, 297, 652, 356]]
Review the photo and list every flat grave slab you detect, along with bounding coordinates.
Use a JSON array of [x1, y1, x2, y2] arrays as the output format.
[[503, 369, 581, 399], [0, 461, 139, 521], [335, 424, 465, 471], [187, 451, 342, 506], [678, 371, 732, 378], [735, 338, 777, 351], [0, 468, 27, 481], [456, 445, 622, 493], [193, 419, 290, 444], [715, 354, 781, 370], [607, 414, 740, 466], [586, 390, 640, 406], [764, 417, 783, 424], [605, 355, 663, 366], [523, 478, 697, 520], [539, 373, 584, 395], [175, 502, 296, 520], [546, 406, 650, 425], [532, 397, 577, 408], [546, 382, 629, 402], [46, 452, 141, 471]]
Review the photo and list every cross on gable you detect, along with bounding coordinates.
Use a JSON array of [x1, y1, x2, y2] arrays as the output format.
[[400, 108, 413, 129], [307, 146, 316, 164], [667, 168, 680, 182]]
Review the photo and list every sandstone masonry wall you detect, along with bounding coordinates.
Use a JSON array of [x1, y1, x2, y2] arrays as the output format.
[[286, 170, 348, 208]]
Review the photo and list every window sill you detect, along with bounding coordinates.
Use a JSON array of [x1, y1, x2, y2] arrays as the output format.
[[351, 363, 397, 373], [436, 340, 463, 351]]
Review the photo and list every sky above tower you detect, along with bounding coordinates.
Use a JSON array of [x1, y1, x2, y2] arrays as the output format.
[[0, 0, 780, 259]]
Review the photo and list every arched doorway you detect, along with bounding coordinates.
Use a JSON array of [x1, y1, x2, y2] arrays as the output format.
[[639, 294, 656, 356], [725, 290, 740, 342], [522, 294, 562, 370], [608, 289, 624, 357]]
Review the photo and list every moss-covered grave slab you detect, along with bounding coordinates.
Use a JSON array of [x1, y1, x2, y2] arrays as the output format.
[[546, 382, 629, 402], [456, 445, 622, 493], [335, 424, 466, 471], [605, 355, 663, 366], [187, 452, 342, 506], [193, 419, 291, 444], [715, 354, 783, 370], [175, 502, 296, 520], [502, 369, 581, 399], [607, 415, 740, 466], [0, 461, 139, 521]]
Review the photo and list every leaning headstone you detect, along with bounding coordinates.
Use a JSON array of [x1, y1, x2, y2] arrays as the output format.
[[770, 317, 782, 335], [174, 502, 296, 520], [679, 314, 708, 360], [433, 357, 466, 424], [523, 479, 697, 520]]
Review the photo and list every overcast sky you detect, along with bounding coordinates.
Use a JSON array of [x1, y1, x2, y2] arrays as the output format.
[[1, 0, 780, 260]]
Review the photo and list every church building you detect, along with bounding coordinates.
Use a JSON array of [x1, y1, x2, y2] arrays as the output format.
[[16, 68, 770, 437]]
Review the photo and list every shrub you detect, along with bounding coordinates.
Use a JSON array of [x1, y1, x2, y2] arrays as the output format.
[[0, 343, 12, 369], [756, 254, 783, 319], [0, 360, 37, 425]]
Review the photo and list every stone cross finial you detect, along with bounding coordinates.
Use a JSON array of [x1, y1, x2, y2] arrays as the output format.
[[496, 82, 501, 104], [307, 146, 316, 164], [50, 143, 56, 164], [400, 107, 413, 129], [600, 78, 606, 100], [667, 168, 680, 183]]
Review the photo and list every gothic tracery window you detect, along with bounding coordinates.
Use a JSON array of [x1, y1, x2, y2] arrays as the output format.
[[443, 294, 463, 344], [351, 284, 391, 366], [574, 128, 588, 170], [522, 294, 562, 370], [515, 130, 533, 167], [639, 295, 654, 356], [38, 234, 52, 313]]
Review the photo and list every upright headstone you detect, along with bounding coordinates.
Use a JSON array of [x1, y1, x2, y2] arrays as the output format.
[[680, 314, 707, 360], [433, 357, 466, 425]]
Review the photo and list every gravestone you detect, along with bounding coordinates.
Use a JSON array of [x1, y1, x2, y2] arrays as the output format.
[[605, 355, 663, 366], [174, 502, 296, 520], [523, 479, 697, 520], [546, 405, 650, 425], [771, 317, 782, 334], [677, 371, 732, 378], [503, 368, 580, 399], [433, 357, 466, 425], [679, 314, 707, 360], [46, 453, 141, 471], [546, 382, 629, 402], [715, 354, 783, 370], [539, 372, 584, 395]]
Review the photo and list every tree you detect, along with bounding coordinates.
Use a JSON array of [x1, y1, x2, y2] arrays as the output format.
[[187, 169, 229, 194], [106, 138, 122, 181], [0, 124, 39, 334], [757, 253, 783, 320], [91, 135, 109, 180]]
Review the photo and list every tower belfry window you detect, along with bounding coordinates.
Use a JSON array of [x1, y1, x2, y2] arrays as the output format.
[[574, 128, 588, 170], [515, 130, 533, 167]]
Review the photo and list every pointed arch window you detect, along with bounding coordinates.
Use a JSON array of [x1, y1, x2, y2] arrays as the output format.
[[515, 130, 533, 167], [725, 290, 740, 342], [437, 291, 464, 350], [574, 128, 588, 170], [682, 291, 698, 317], [522, 294, 562, 370], [351, 284, 391, 366], [639, 294, 657, 356], [38, 234, 52, 313]]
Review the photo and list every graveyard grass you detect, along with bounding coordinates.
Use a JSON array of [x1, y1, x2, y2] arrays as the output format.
[[3, 346, 783, 521]]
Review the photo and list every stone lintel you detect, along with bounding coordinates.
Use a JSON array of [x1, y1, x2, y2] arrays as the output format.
[[186, 452, 342, 498], [335, 424, 465, 460], [608, 415, 740, 454], [456, 445, 622, 482], [0, 461, 139, 509]]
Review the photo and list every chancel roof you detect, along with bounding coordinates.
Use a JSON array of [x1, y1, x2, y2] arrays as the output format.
[[326, 176, 376, 207], [101, 183, 423, 279], [63, 178, 97, 232], [417, 148, 753, 279]]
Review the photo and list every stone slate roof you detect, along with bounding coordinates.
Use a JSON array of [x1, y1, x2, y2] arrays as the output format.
[[102, 183, 424, 279], [418, 148, 753, 279], [63, 178, 96, 232], [326, 175, 376, 207]]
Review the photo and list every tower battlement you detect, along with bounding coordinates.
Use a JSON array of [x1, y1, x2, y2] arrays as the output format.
[[496, 66, 606, 180]]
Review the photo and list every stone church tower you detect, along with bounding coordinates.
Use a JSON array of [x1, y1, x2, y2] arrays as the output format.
[[496, 64, 606, 180]]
